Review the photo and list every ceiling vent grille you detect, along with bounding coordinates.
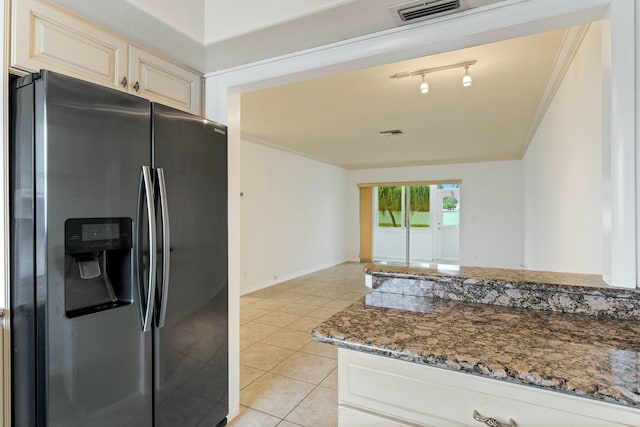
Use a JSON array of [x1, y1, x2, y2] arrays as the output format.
[[390, 0, 514, 26], [398, 0, 461, 22], [390, 0, 506, 26], [379, 129, 404, 137]]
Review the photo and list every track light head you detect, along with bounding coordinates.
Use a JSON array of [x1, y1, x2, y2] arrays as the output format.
[[462, 65, 472, 87], [420, 75, 429, 94]]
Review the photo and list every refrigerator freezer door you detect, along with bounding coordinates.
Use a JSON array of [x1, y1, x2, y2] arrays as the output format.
[[152, 104, 228, 427], [11, 73, 38, 427], [33, 71, 153, 427]]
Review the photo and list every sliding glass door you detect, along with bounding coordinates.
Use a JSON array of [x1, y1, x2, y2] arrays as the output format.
[[373, 183, 459, 266], [407, 185, 432, 264], [374, 185, 405, 262]]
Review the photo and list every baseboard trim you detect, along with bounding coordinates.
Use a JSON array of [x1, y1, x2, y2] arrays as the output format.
[[240, 260, 351, 295]]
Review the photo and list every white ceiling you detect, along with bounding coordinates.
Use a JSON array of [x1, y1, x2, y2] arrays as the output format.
[[203, 0, 359, 44], [50, 0, 574, 169], [240, 28, 568, 169], [201, 0, 507, 70], [53, 0, 509, 71], [120, 0, 361, 45], [123, 0, 205, 43]]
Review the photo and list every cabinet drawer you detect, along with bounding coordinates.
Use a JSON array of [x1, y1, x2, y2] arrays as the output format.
[[339, 404, 416, 427], [11, 0, 127, 91], [339, 349, 640, 427]]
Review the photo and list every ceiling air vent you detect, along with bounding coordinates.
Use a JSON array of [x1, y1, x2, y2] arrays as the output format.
[[398, 0, 461, 22], [379, 129, 404, 137], [389, 0, 505, 26]]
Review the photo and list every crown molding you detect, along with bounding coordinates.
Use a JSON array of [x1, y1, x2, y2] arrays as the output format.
[[520, 23, 591, 156]]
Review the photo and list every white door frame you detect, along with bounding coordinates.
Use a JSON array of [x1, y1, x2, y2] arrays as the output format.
[[203, 0, 637, 417]]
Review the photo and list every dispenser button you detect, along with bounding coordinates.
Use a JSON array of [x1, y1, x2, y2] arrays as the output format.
[[77, 254, 101, 279]]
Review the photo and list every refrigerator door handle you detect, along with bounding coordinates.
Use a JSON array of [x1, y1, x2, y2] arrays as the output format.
[[140, 165, 157, 332], [157, 168, 170, 328]]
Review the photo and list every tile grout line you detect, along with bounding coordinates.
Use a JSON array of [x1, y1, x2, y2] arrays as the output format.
[[287, 380, 337, 424], [272, 357, 338, 425], [237, 263, 366, 426], [237, 404, 284, 425]]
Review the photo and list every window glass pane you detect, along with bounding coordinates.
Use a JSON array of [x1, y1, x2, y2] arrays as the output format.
[[441, 191, 460, 226], [442, 211, 459, 226], [409, 185, 430, 228], [377, 186, 402, 227], [437, 183, 460, 189]]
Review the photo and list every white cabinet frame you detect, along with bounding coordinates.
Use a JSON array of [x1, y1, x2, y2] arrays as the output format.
[[10, 0, 203, 115], [337, 348, 639, 426], [129, 45, 202, 115], [11, 0, 128, 91]]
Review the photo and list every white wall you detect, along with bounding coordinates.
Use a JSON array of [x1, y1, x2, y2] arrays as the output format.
[[51, 0, 205, 70], [240, 139, 349, 294], [523, 23, 602, 274], [347, 161, 524, 269], [123, 0, 204, 43]]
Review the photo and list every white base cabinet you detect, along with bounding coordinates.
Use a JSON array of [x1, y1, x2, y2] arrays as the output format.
[[338, 349, 640, 427], [11, 0, 203, 115], [339, 404, 417, 426]]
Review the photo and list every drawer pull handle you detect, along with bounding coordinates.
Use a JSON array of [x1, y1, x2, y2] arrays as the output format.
[[473, 410, 517, 427]]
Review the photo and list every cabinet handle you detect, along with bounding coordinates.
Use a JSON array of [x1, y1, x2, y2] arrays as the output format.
[[473, 410, 517, 427], [121, 76, 128, 88], [133, 81, 140, 92]]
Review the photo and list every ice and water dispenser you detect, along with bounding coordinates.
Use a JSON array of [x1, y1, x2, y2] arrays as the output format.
[[64, 218, 133, 317]]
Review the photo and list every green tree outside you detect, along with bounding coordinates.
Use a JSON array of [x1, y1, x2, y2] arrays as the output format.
[[442, 195, 458, 211], [377, 186, 402, 227], [378, 185, 431, 227], [409, 185, 430, 227]]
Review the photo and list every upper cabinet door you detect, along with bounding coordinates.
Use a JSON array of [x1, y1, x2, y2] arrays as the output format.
[[11, 0, 128, 92], [128, 46, 203, 116]]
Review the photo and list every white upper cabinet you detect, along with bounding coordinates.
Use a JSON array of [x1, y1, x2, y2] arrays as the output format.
[[128, 46, 202, 116], [11, 0, 128, 92], [11, 0, 203, 115]]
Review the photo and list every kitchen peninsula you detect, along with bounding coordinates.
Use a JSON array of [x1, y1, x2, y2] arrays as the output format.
[[312, 264, 640, 426]]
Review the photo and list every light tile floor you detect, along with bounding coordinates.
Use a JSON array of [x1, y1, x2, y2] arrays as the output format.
[[230, 262, 368, 427]]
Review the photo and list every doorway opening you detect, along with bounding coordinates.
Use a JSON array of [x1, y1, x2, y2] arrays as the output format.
[[214, 0, 635, 417], [364, 181, 460, 267]]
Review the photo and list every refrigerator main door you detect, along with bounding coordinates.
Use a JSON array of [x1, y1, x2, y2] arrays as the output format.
[[35, 71, 153, 427], [152, 103, 228, 427]]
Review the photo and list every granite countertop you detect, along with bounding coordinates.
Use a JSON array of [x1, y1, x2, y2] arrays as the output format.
[[364, 264, 640, 320], [364, 263, 608, 289], [312, 293, 640, 408]]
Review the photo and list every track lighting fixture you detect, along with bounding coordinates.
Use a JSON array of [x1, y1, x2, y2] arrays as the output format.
[[390, 60, 476, 94], [419, 75, 429, 94], [462, 65, 472, 87]]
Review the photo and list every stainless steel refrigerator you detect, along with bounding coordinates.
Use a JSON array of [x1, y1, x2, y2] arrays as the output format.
[[10, 70, 228, 427]]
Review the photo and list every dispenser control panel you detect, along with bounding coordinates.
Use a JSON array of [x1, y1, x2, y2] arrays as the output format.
[[65, 218, 132, 254]]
